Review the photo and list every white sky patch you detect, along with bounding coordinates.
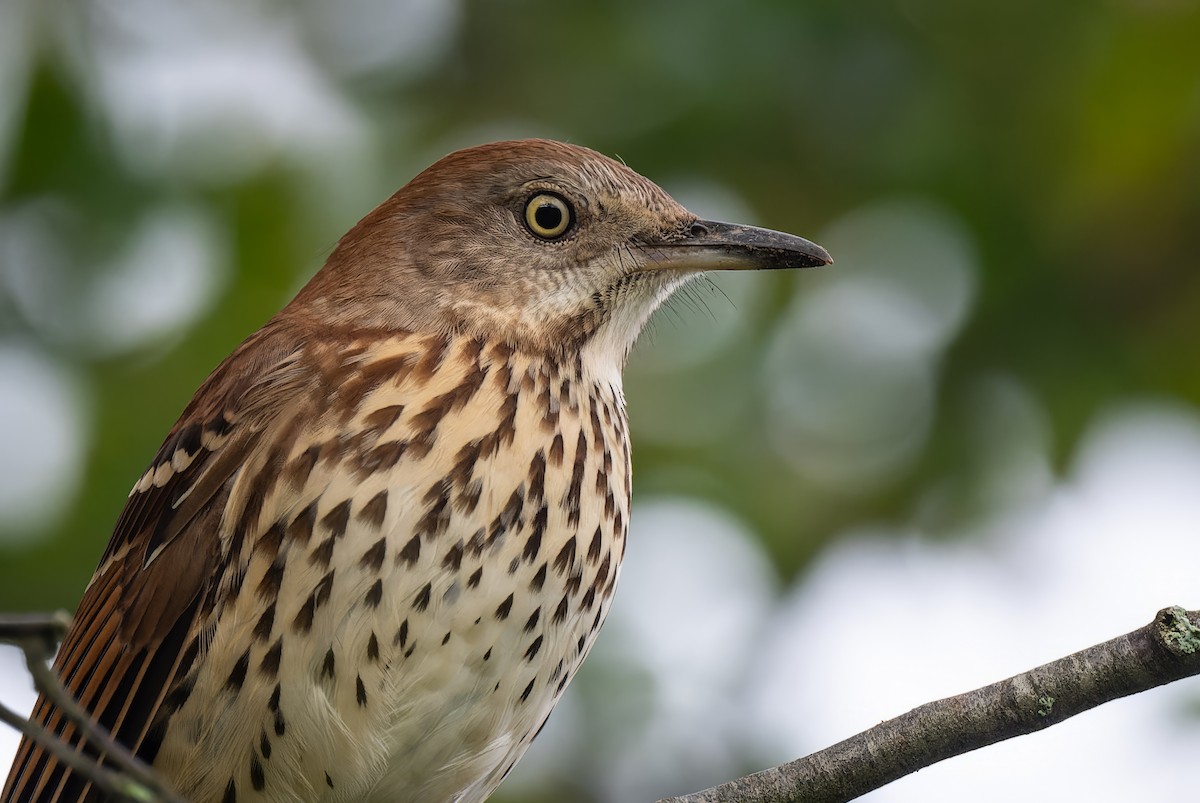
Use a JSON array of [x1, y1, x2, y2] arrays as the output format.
[[0, 645, 37, 765], [763, 198, 977, 490], [72, 0, 368, 183], [83, 205, 227, 356], [748, 401, 1200, 801], [0, 342, 88, 539]]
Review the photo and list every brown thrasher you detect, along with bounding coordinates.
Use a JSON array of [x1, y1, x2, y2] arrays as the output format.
[[3, 139, 830, 803]]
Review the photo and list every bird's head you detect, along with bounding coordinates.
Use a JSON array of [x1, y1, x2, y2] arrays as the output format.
[[298, 139, 830, 366]]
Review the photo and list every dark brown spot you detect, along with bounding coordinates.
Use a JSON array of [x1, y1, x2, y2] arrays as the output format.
[[314, 570, 335, 608], [581, 588, 596, 610], [364, 578, 383, 608], [253, 603, 276, 642], [524, 608, 540, 632], [416, 479, 452, 538], [493, 392, 519, 451], [496, 593, 514, 620], [359, 538, 386, 571], [256, 521, 285, 559], [548, 432, 565, 466], [460, 480, 483, 514], [525, 635, 544, 661], [396, 619, 409, 648], [223, 779, 237, 803], [322, 500, 351, 539], [293, 595, 316, 634], [287, 501, 318, 544], [257, 557, 285, 601], [412, 336, 450, 382], [350, 353, 416, 403], [564, 430, 587, 526], [520, 678, 536, 703], [261, 639, 282, 677], [309, 536, 336, 568], [524, 507, 547, 563], [367, 632, 379, 661], [250, 755, 264, 791], [488, 486, 525, 549], [596, 553, 611, 587], [467, 527, 487, 558], [553, 536, 576, 576], [162, 674, 195, 715], [442, 539, 464, 572], [589, 403, 605, 450], [362, 403, 404, 434], [398, 534, 421, 566], [259, 730, 271, 759], [450, 440, 482, 493], [587, 527, 603, 563], [322, 648, 335, 679], [483, 647, 492, 661], [529, 562, 547, 592], [552, 594, 569, 624], [359, 440, 408, 473], [270, 684, 285, 735], [441, 631, 451, 645], [357, 490, 388, 529], [356, 674, 367, 706], [528, 450, 546, 502], [325, 771, 334, 789], [413, 582, 432, 612], [467, 567, 483, 588]]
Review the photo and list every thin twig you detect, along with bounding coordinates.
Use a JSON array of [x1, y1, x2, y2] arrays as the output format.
[[0, 698, 145, 802], [0, 613, 187, 803], [659, 606, 1200, 803]]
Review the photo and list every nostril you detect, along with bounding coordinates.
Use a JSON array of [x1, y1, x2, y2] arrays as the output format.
[[689, 222, 709, 237]]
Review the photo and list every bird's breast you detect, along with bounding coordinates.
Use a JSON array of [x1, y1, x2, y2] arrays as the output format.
[[155, 333, 632, 803]]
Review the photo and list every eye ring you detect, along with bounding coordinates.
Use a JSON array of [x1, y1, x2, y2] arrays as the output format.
[[523, 193, 574, 240]]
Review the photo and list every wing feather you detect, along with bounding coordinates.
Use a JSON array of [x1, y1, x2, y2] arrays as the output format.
[[3, 326, 308, 803]]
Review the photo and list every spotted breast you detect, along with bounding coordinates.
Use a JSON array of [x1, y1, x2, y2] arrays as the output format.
[[145, 330, 630, 803]]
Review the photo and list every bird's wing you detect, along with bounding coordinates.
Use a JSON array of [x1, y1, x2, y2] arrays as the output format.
[[2, 327, 309, 803]]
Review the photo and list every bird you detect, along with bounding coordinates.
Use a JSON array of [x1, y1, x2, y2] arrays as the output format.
[[3, 139, 830, 803]]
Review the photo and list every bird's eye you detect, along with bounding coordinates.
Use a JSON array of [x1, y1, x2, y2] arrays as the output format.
[[523, 193, 573, 240]]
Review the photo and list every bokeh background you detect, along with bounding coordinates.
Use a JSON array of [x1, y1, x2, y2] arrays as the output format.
[[2, 1, 1200, 800]]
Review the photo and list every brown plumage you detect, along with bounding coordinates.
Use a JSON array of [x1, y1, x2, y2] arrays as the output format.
[[3, 139, 830, 803]]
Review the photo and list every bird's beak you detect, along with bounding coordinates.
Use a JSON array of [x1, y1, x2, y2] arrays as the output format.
[[636, 220, 832, 273]]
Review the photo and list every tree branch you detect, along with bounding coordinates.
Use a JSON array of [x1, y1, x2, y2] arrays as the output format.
[[659, 606, 1200, 803], [6, 608, 1199, 803]]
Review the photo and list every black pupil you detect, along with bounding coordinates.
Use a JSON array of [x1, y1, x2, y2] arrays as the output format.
[[534, 202, 563, 231]]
